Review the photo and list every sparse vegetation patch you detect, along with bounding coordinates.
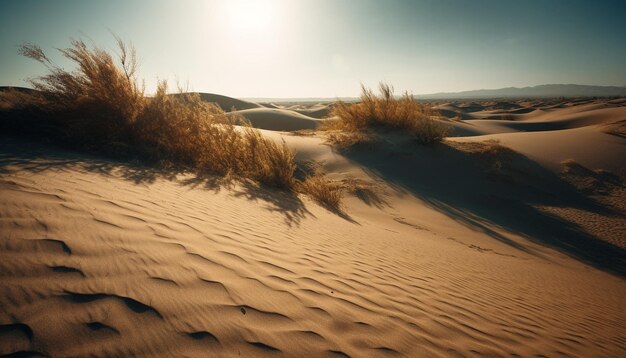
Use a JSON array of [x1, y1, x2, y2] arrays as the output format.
[[321, 83, 450, 146], [0, 37, 297, 188]]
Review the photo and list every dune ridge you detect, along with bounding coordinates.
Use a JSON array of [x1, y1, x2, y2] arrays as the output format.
[[228, 107, 319, 131]]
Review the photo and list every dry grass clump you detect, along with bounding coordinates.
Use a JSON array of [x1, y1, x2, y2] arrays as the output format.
[[297, 170, 387, 211], [323, 129, 377, 149], [18, 38, 144, 139], [1, 37, 296, 188], [322, 83, 450, 146], [135, 84, 296, 187], [297, 170, 343, 210]]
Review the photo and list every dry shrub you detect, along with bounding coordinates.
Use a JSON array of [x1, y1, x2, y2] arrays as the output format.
[[3, 37, 296, 188], [3, 37, 146, 146], [322, 83, 450, 145], [298, 174, 387, 210], [322, 129, 376, 148], [237, 125, 296, 187], [20, 37, 143, 138], [134, 83, 296, 187], [298, 171, 343, 210]]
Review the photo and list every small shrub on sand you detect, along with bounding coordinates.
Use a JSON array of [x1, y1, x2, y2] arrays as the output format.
[[322, 83, 450, 145], [323, 129, 377, 149], [297, 171, 343, 210], [2, 37, 296, 188]]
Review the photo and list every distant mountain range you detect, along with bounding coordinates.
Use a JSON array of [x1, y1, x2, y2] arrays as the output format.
[[416, 84, 626, 99], [3, 84, 625, 102], [244, 84, 626, 102]]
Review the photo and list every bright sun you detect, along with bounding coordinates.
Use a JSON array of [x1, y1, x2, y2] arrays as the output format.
[[223, 0, 277, 34]]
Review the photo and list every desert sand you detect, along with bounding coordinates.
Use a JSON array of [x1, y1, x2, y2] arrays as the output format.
[[1, 96, 625, 357]]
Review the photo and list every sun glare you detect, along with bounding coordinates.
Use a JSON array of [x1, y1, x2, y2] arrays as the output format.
[[223, 0, 276, 33], [205, 0, 288, 72]]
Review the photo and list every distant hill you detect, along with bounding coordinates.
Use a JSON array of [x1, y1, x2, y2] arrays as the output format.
[[245, 85, 626, 102], [417, 84, 626, 99], [0, 86, 40, 95], [242, 97, 356, 103], [175, 92, 261, 112], [0, 87, 262, 112]]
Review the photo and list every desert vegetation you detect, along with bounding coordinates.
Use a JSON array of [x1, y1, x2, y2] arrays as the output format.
[[297, 172, 386, 212], [322, 83, 450, 146], [0, 38, 304, 189], [297, 171, 343, 210]]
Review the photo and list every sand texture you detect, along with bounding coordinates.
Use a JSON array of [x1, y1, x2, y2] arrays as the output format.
[[1, 97, 625, 357]]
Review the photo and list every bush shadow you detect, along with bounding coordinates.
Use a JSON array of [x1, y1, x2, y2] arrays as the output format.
[[0, 136, 312, 227]]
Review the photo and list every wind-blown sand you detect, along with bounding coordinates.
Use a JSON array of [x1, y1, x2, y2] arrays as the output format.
[[1, 98, 625, 356]]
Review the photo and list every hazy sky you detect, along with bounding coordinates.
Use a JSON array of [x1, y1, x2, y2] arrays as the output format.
[[1, 0, 625, 97]]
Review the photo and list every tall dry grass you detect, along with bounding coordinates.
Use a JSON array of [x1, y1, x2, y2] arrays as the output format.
[[322, 83, 449, 145], [1, 37, 295, 188], [135, 83, 296, 187]]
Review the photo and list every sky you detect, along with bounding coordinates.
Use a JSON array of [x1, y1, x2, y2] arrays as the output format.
[[1, 0, 625, 98]]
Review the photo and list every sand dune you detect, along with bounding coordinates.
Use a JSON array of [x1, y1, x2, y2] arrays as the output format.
[[257, 102, 333, 119], [176, 92, 262, 112], [446, 98, 626, 136], [449, 124, 626, 172], [434, 104, 477, 120], [229, 108, 320, 131], [1, 97, 625, 357], [259, 102, 280, 109], [288, 104, 333, 119], [444, 98, 626, 256]]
